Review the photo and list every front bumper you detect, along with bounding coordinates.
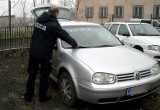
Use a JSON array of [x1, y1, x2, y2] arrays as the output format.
[[78, 76, 160, 104], [144, 49, 160, 61]]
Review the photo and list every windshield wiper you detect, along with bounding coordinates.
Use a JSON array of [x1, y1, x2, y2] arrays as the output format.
[[149, 34, 160, 36], [76, 45, 113, 48], [78, 46, 92, 48], [137, 33, 149, 36], [93, 45, 114, 48], [65, 46, 93, 49], [66, 45, 115, 49]]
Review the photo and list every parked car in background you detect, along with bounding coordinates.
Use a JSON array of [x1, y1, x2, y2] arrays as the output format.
[[130, 18, 160, 32], [106, 22, 160, 61], [103, 23, 112, 30], [32, 5, 160, 107]]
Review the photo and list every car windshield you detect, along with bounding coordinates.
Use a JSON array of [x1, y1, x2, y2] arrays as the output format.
[[129, 24, 160, 36], [34, 7, 71, 19], [62, 25, 122, 48]]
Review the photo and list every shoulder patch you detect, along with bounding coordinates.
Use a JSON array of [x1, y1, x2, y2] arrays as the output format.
[[35, 22, 46, 31]]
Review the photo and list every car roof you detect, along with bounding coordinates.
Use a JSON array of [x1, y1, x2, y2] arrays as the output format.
[[104, 22, 147, 25], [33, 4, 70, 10], [130, 18, 151, 21], [60, 21, 100, 27]]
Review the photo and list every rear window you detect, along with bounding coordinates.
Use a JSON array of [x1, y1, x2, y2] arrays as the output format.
[[33, 7, 71, 20]]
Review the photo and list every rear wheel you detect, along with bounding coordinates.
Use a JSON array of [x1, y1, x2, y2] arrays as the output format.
[[59, 71, 77, 107]]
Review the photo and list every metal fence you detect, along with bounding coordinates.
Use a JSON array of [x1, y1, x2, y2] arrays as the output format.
[[0, 26, 33, 51]]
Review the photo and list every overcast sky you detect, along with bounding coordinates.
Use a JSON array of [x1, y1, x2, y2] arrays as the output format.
[[0, 0, 67, 17]]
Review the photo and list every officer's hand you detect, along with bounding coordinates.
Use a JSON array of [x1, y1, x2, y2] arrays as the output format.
[[74, 44, 80, 48]]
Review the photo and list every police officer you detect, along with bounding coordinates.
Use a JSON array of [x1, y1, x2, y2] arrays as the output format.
[[24, 5, 79, 102]]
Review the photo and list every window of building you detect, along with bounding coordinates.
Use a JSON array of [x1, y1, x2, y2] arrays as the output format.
[[114, 6, 123, 18], [133, 5, 144, 18], [85, 7, 93, 18], [154, 5, 160, 18], [99, 6, 108, 18], [110, 24, 119, 35], [118, 24, 130, 36]]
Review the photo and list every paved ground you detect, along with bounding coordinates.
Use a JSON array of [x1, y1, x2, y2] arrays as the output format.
[[1, 55, 160, 110]]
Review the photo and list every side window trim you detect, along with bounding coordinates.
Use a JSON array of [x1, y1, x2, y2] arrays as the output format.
[[109, 24, 120, 35], [118, 24, 130, 36]]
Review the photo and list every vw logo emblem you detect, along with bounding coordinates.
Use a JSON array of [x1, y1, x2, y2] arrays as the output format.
[[134, 72, 141, 80]]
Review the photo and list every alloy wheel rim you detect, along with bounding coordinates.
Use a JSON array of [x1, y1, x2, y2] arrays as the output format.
[[60, 77, 72, 103]]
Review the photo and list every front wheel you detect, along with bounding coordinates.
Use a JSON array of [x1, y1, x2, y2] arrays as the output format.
[[59, 71, 77, 107]]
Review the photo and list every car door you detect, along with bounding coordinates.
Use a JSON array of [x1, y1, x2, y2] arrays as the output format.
[[116, 24, 131, 44], [51, 42, 61, 79]]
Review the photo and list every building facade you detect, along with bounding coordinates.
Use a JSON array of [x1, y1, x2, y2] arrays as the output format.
[[77, 0, 160, 24]]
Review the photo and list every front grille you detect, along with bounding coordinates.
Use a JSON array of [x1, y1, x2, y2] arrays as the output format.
[[117, 70, 151, 82]]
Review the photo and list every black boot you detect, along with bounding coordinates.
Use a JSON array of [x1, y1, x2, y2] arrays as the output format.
[[23, 93, 33, 102]]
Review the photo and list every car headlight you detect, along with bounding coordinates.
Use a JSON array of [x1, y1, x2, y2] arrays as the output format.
[[148, 45, 160, 51], [92, 73, 116, 84], [151, 64, 160, 75]]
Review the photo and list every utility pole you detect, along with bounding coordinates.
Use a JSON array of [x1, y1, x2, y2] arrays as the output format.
[[33, 0, 36, 7], [8, 0, 11, 48], [8, 0, 11, 31]]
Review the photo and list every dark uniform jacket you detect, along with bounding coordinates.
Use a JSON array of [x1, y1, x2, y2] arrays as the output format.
[[29, 12, 77, 60]]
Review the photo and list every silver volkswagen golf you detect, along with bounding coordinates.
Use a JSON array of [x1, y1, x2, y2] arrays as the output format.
[[50, 21, 160, 107], [32, 5, 160, 107]]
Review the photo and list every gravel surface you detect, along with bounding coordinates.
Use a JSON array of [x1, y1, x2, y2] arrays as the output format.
[[0, 55, 160, 110]]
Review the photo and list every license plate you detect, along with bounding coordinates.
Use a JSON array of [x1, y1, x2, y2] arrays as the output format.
[[126, 84, 150, 96]]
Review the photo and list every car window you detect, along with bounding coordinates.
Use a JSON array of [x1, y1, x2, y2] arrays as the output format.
[[103, 24, 111, 30], [129, 24, 160, 36], [110, 24, 119, 35], [62, 25, 122, 48], [118, 24, 130, 36]]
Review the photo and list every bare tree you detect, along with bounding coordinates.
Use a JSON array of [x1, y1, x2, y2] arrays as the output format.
[[59, 0, 87, 20], [72, 0, 88, 20], [14, 0, 33, 26], [0, 0, 20, 23]]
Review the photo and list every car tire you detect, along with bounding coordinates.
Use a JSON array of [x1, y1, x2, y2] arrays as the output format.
[[59, 71, 77, 107]]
